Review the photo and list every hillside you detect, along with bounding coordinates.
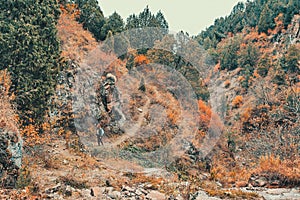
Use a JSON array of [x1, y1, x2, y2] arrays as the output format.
[[0, 0, 299, 199]]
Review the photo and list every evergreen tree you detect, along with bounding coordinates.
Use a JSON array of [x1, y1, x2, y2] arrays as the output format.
[[218, 37, 241, 70], [125, 14, 139, 29], [0, 0, 61, 127], [155, 10, 169, 30], [139, 6, 154, 27], [238, 43, 259, 70], [284, 0, 300, 27], [100, 12, 124, 40], [258, 4, 275, 33], [282, 45, 300, 73], [125, 6, 169, 30], [75, 0, 105, 41]]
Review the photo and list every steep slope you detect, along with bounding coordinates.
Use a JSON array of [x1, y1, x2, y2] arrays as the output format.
[[204, 13, 300, 188]]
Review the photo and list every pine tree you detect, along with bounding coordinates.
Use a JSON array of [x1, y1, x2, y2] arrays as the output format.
[[100, 12, 124, 40], [139, 6, 154, 27], [284, 0, 300, 27], [75, 0, 105, 41], [0, 0, 61, 128], [218, 37, 241, 70], [155, 10, 169, 30], [258, 4, 275, 33], [126, 14, 139, 29]]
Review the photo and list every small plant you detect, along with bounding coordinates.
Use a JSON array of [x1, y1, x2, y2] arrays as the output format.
[[226, 132, 236, 153], [232, 95, 243, 108], [224, 80, 231, 88], [16, 165, 31, 189]]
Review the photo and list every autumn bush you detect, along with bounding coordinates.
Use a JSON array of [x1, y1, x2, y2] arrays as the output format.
[[198, 100, 212, 130], [232, 95, 243, 108], [253, 154, 300, 187], [57, 7, 97, 61], [224, 80, 231, 88], [134, 54, 150, 66]]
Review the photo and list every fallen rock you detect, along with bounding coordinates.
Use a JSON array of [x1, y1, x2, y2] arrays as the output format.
[[64, 185, 72, 196], [122, 185, 135, 193], [91, 186, 105, 197], [45, 183, 62, 194], [108, 190, 121, 199], [235, 181, 248, 188], [195, 190, 222, 200], [249, 175, 268, 187], [146, 190, 166, 200]]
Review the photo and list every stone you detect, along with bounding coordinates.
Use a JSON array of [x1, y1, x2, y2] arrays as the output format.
[[64, 185, 72, 196], [108, 190, 121, 199], [249, 174, 268, 187], [91, 187, 105, 197], [144, 184, 154, 190], [195, 190, 222, 200], [146, 190, 166, 200], [45, 183, 61, 194], [122, 185, 135, 193], [135, 189, 143, 196], [139, 188, 148, 195], [235, 181, 248, 188], [254, 177, 268, 187], [80, 189, 92, 198]]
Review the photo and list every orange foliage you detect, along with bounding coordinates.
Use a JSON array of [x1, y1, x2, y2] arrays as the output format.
[[254, 154, 300, 182], [20, 125, 45, 146], [241, 107, 252, 122], [57, 8, 97, 61], [134, 55, 150, 66], [198, 100, 212, 128], [237, 76, 245, 82], [213, 62, 221, 72], [60, 3, 80, 19], [224, 80, 231, 88], [232, 95, 243, 108], [273, 13, 285, 34], [253, 70, 260, 78]]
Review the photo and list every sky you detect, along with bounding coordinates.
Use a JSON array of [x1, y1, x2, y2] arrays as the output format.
[[99, 0, 246, 36]]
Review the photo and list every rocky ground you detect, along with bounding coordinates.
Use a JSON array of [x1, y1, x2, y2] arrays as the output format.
[[0, 135, 299, 199]]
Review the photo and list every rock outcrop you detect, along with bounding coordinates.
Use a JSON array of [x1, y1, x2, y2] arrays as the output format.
[[50, 60, 79, 133], [0, 129, 22, 188]]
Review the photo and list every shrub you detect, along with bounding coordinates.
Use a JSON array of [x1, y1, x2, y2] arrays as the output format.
[[16, 165, 31, 189], [232, 95, 243, 108], [282, 44, 300, 73], [198, 100, 212, 129], [224, 80, 231, 88]]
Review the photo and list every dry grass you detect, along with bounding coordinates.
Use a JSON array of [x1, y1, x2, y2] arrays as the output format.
[[253, 154, 300, 187]]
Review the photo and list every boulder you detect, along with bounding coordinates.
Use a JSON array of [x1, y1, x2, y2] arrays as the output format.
[[146, 190, 166, 200], [0, 129, 22, 188], [249, 175, 268, 187]]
